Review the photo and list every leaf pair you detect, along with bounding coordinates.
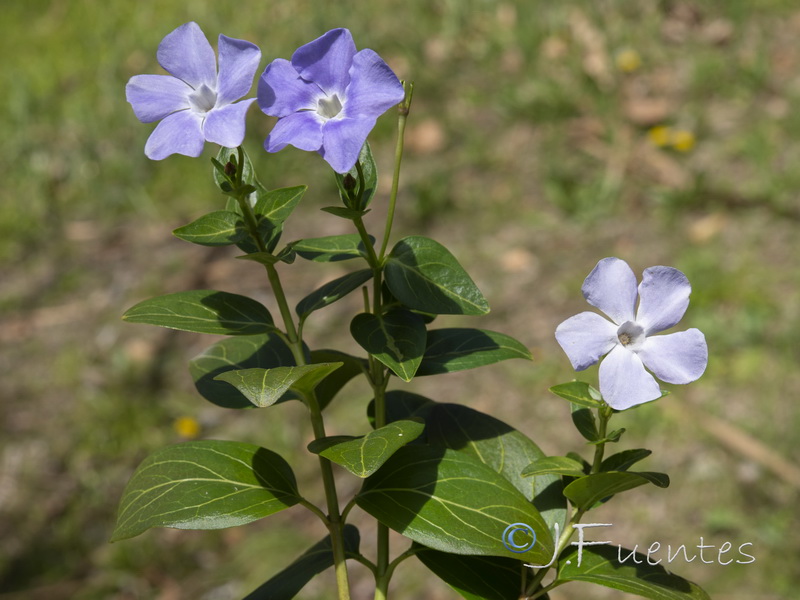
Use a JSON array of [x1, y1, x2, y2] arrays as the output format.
[[214, 363, 343, 408], [417, 544, 710, 600], [175, 147, 305, 254], [355, 401, 564, 564]]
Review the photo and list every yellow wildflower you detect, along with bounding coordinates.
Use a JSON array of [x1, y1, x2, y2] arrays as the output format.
[[615, 48, 642, 73], [174, 416, 201, 439], [647, 125, 672, 147], [671, 130, 696, 152]]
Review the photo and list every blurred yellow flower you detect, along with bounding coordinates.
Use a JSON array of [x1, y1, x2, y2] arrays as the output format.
[[671, 130, 696, 152], [615, 48, 642, 73], [174, 416, 201, 439], [647, 125, 672, 147]]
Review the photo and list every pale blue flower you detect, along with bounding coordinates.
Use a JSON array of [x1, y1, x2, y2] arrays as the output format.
[[556, 257, 708, 410], [257, 28, 404, 173], [126, 22, 261, 160]]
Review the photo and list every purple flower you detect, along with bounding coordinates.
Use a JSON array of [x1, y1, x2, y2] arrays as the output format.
[[555, 257, 708, 410], [257, 28, 405, 174], [126, 22, 261, 160]]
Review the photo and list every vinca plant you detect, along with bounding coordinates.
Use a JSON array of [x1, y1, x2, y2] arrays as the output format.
[[114, 22, 711, 600]]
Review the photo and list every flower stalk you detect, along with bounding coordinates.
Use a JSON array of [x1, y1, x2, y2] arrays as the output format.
[[378, 81, 413, 262], [232, 155, 352, 600], [525, 402, 614, 599]]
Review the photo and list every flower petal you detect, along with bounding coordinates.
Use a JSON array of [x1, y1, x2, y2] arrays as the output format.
[[320, 116, 376, 173], [599, 345, 662, 410], [144, 110, 205, 160], [157, 22, 216, 89], [638, 329, 708, 384], [342, 49, 405, 120], [265, 111, 324, 153], [216, 35, 261, 106], [636, 266, 691, 335], [126, 75, 190, 123], [555, 311, 618, 371], [258, 59, 322, 117], [291, 28, 356, 97], [582, 257, 638, 325], [203, 99, 255, 147]]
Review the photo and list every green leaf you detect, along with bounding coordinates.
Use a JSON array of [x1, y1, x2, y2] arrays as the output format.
[[308, 349, 368, 410], [600, 448, 652, 472], [249, 185, 307, 252], [308, 419, 425, 477], [320, 206, 368, 220], [296, 269, 373, 317], [563, 471, 670, 511], [123, 290, 273, 335], [190, 334, 299, 409], [350, 309, 427, 381], [425, 404, 567, 534], [291, 234, 375, 262], [521, 456, 587, 478], [236, 252, 280, 266], [276, 245, 296, 264], [558, 545, 711, 600], [591, 427, 625, 445], [549, 381, 603, 408], [334, 142, 378, 209], [571, 404, 599, 442], [112, 440, 299, 541], [567, 452, 592, 472], [415, 545, 524, 600], [385, 236, 490, 315], [213, 363, 342, 408], [234, 217, 278, 255], [172, 211, 246, 246], [254, 185, 306, 225], [417, 328, 531, 376], [356, 446, 554, 562], [243, 525, 361, 600], [367, 390, 437, 428]]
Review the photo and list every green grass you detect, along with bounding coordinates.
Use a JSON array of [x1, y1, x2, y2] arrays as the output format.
[[2, 1, 800, 598]]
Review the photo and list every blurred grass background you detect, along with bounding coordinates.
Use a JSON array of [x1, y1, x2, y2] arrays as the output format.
[[2, 0, 799, 598]]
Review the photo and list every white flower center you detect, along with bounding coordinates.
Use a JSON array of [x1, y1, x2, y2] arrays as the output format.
[[188, 83, 218, 114], [317, 94, 343, 119], [617, 321, 645, 350]]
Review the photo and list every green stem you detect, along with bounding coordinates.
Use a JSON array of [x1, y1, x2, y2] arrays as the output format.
[[233, 160, 351, 600], [528, 580, 566, 600], [378, 82, 413, 261], [341, 496, 358, 523], [525, 404, 614, 597], [305, 391, 351, 600], [592, 404, 613, 472], [298, 497, 329, 525], [353, 214, 381, 269], [350, 553, 378, 576]]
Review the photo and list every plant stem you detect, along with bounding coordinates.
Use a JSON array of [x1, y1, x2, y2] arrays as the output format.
[[378, 82, 413, 261], [305, 391, 351, 600], [592, 404, 613, 472], [298, 497, 329, 525], [525, 404, 614, 597], [233, 164, 351, 600], [349, 174, 394, 600]]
